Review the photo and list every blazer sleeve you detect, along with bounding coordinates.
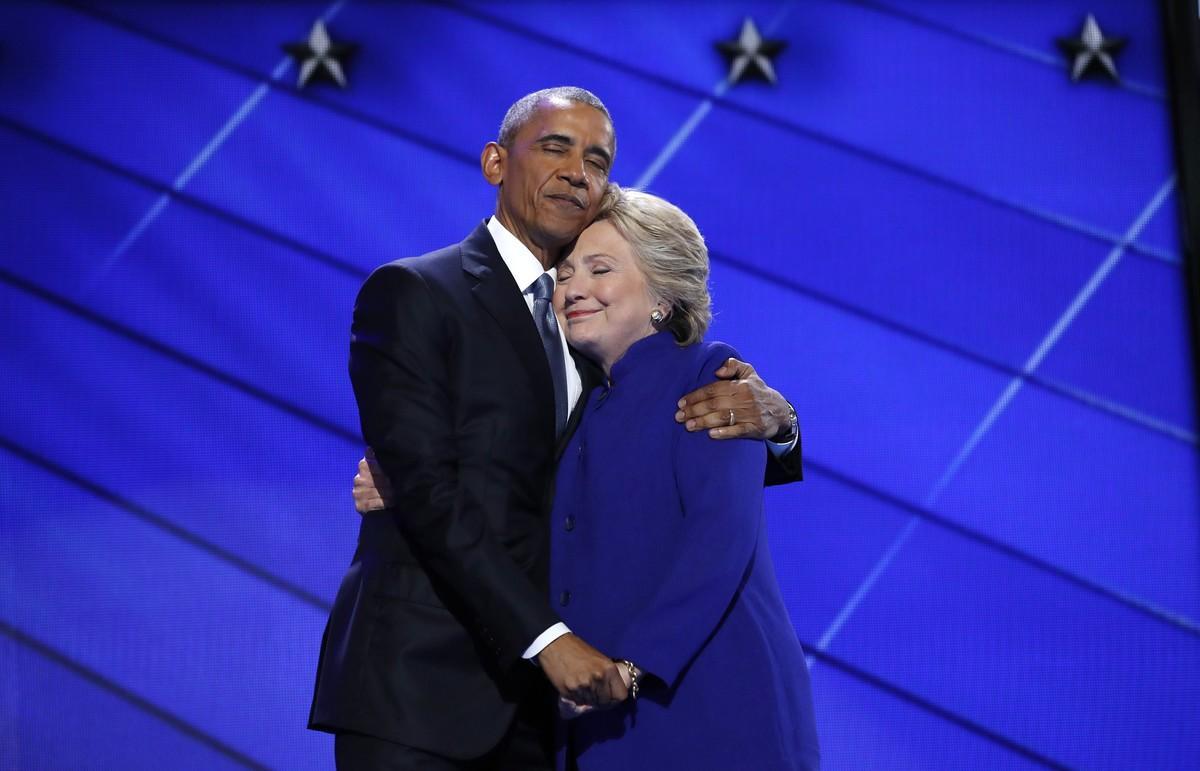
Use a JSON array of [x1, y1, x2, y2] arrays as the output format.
[[614, 345, 766, 689], [350, 263, 560, 669]]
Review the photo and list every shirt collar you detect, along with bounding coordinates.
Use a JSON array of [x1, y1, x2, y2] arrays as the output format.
[[487, 216, 554, 294]]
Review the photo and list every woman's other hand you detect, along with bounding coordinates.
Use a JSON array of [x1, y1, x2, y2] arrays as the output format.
[[558, 697, 594, 720], [352, 448, 392, 514]]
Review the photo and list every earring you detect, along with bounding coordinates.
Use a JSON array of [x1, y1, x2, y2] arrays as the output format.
[[650, 309, 665, 324]]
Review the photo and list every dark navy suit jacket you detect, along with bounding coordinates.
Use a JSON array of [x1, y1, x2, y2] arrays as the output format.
[[309, 223, 568, 758], [551, 332, 820, 770]]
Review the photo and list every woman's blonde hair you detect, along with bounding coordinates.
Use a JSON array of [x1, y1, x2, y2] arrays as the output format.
[[594, 185, 711, 345]]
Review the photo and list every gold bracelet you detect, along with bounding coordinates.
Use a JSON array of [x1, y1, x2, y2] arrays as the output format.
[[620, 659, 639, 700]]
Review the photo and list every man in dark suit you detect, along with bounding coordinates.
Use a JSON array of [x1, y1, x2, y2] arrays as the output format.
[[309, 87, 801, 770]]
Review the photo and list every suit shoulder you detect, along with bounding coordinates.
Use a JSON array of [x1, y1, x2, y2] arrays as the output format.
[[359, 260, 429, 306], [360, 241, 463, 297], [403, 241, 464, 275], [369, 241, 458, 279]]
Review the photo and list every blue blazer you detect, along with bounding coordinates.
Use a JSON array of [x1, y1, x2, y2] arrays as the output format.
[[550, 332, 820, 770]]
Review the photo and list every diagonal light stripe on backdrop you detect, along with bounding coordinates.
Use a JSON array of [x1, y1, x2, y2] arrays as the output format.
[[924, 174, 1177, 508], [627, 1, 1177, 267], [1032, 374, 1196, 446], [842, 0, 1167, 102], [635, 2, 796, 190], [90, 0, 349, 288], [808, 173, 1179, 667]]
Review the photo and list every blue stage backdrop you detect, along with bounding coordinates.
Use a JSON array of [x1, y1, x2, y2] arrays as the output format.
[[2, 1, 1197, 769]]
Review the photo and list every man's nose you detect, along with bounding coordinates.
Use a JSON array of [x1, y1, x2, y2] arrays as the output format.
[[558, 155, 588, 187]]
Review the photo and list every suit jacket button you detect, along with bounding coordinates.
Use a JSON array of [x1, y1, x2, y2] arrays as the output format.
[[559, 590, 571, 607], [564, 516, 575, 532]]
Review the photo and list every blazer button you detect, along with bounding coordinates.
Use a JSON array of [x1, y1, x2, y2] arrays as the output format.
[[559, 590, 571, 607], [564, 516, 575, 532]]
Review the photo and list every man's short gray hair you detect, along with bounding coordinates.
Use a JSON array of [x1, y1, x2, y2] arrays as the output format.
[[596, 186, 711, 346], [497, 86, 615, 151]]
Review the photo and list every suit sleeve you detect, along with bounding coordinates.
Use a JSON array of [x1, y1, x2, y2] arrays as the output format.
[[765, 428, 803, 486], [614, 346, 766, 689], [350, 263, 559, 670]]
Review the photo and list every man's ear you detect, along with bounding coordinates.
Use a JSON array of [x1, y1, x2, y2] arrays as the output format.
[[481, 142, 505, 186]]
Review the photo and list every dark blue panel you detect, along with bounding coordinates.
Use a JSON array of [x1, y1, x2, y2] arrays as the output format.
[[57, 1, 710, 187], [703, 258, 1011, 509], [830, 523, 1200, 769], [1136, 187, 1185, 258], [440, 0, 789, 94], [936, 385, 1200, 623], [0, 125, 361, 433], [1038, 255, 1197, 433], [3, 637, 246, 770], [305, 1, 703, 186], [811, 662, 1046, 770], [0, 452, 334, 770], [653, 105, 1106, 371], [93, 0, 331, 75], [864, 0, 1169, 92], [765, 472, 913, 643], [719, 0, 1173, 236], [0, 2, 260, 183], [0, 285, 361, 602], [184, 90, 496, 270], [121, 0, 706, 189], [0, 127, 162, 272]]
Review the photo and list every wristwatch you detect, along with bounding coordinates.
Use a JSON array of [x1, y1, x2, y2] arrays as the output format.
[[772, 402, 798, 443]]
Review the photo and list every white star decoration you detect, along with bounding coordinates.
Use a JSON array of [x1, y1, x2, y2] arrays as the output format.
[[1056, 14, 1127, 82], [716, 18, 787, 86], [282, 20, 358, 89]]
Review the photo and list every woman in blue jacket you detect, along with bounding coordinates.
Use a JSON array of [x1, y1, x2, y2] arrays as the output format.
[[550, 188, 819, 770]]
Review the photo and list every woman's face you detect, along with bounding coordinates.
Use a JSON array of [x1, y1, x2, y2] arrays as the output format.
[[554, 220, 661, 372]]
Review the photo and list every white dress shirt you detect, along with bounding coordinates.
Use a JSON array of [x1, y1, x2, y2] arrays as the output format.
[[487, 217, 577, 660], [487, 217, 583, 414]]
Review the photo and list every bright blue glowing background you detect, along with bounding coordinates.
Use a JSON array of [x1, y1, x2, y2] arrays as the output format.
[[1, 1, 1197, 768]]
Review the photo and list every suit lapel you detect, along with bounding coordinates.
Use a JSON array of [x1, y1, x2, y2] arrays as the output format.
[[461, 222, 556, 441]]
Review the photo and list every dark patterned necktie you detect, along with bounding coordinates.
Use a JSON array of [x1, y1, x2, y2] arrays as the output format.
[[531, 272, 568, 435]]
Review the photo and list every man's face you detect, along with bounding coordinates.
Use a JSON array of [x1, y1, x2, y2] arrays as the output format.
[[488, 99, 614, 256]]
